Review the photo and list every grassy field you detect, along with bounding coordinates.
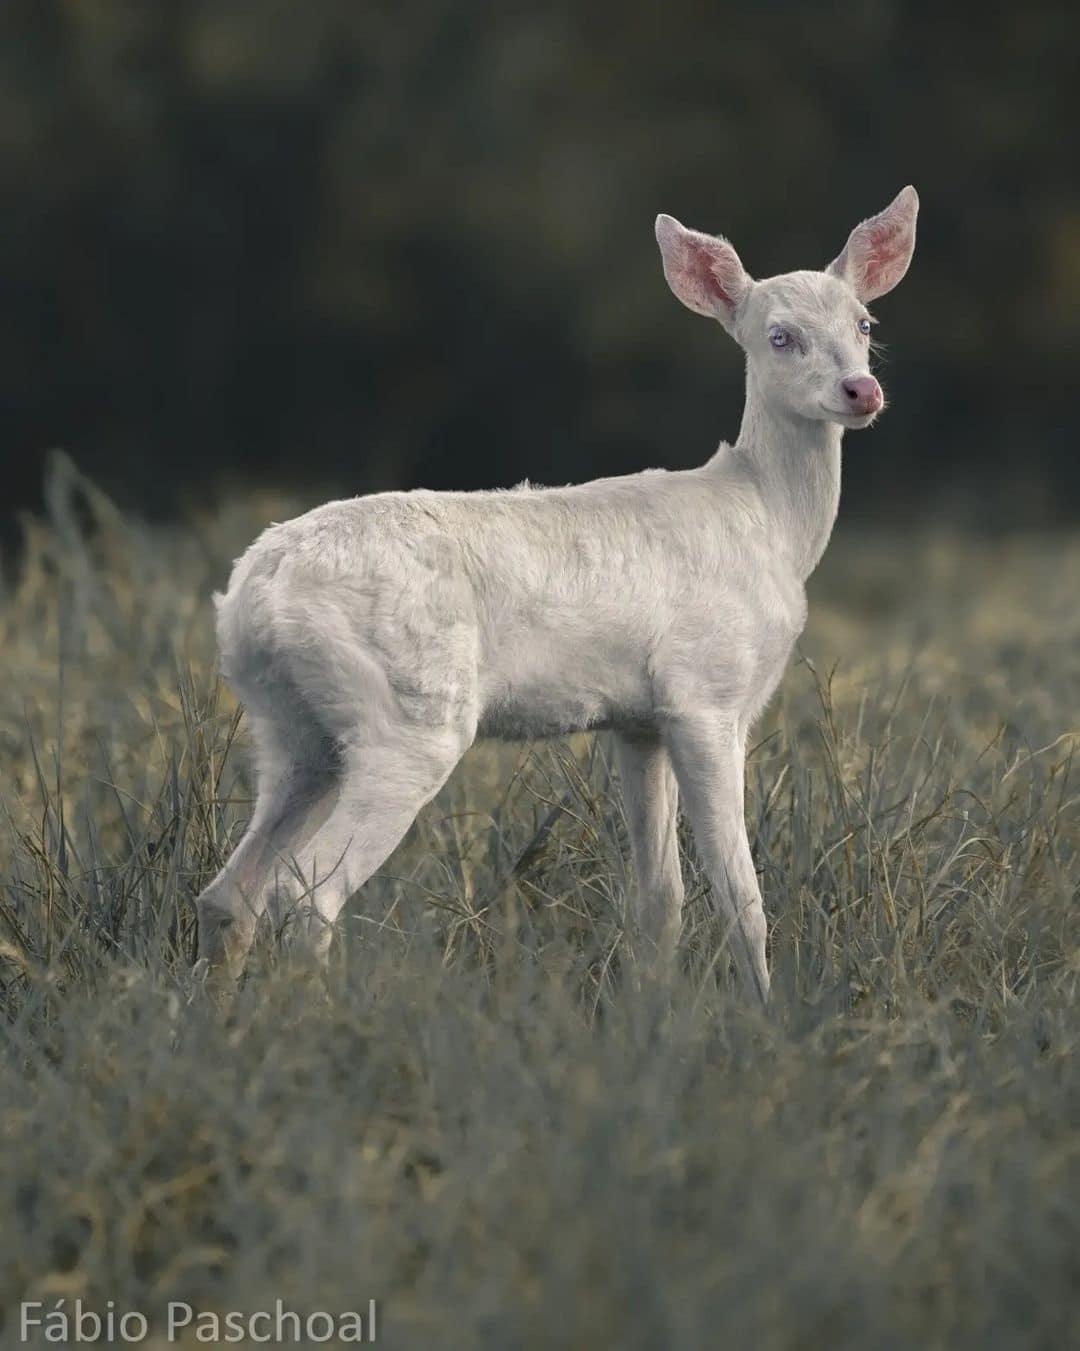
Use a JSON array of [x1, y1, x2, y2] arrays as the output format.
[[1, 457, 1077, 1348]]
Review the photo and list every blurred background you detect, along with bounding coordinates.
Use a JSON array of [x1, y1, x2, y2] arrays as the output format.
[[0, 0, 1076, 540]]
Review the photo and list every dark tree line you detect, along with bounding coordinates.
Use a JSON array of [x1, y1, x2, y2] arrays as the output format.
[[0, 0, 1075, 529]]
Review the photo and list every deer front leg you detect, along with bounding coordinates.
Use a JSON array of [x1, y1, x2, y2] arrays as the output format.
[[663, 713, 769, 1006], [614, 731, 685, 971]]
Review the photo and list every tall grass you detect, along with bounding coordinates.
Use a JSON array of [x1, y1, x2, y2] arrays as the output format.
[[1, 456, 1077, 1348]]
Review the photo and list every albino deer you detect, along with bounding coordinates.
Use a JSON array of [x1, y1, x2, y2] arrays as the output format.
[[196, 187, 918, 1002]]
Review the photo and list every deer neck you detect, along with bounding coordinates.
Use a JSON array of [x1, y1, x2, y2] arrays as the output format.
[[728, 368, 843, 580]]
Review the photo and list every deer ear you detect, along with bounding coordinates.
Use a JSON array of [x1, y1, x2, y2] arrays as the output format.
[[828, 186, 919, 302], [655, 215, 752, 330]]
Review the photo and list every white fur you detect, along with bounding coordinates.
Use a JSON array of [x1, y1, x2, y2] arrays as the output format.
[[196, 187, 919, 1000]]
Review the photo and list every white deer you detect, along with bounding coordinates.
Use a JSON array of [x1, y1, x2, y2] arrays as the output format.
[[196, 187, 918, 1002]]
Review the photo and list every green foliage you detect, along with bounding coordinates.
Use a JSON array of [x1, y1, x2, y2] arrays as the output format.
[[1, 466, 1077, 1347]]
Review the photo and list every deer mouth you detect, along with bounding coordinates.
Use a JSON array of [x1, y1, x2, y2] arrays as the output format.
[[820, 403, 880, 428]]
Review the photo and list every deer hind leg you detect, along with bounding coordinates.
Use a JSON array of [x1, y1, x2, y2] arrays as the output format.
[[257, 594, 479, 962], [195, 694, 340, 981], [201, 544, 479, 972], [268, 719, 474, 962], [615, 731, 685, 971], [663, 712, 770, 1006]]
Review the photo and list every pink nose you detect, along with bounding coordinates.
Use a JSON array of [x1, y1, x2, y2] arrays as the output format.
[[840, 375, 883, 416]]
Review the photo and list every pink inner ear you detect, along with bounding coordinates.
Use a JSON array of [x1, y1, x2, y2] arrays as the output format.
[[686, 237, 739, 311], [863, 220, 907, 290], [829, 188, 917, 300]]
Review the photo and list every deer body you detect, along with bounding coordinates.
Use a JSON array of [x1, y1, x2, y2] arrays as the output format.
[[197, 188, 918, 1002]]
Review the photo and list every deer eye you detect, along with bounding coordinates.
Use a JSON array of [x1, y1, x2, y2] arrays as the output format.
[[769, 327, 793, 349], [858, 318, 872, 336]]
